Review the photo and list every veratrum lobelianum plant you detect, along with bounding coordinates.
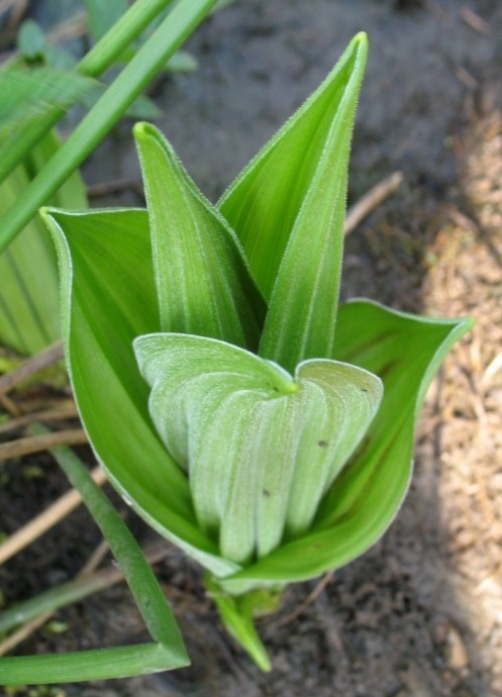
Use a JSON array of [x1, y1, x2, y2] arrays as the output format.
[[43, 33, 472, 670]]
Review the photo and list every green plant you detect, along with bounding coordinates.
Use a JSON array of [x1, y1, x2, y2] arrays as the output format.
[[37, 31, 473, 671], [0, 31, 472, 683]]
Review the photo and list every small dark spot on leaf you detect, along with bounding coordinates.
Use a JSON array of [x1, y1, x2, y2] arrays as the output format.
[[263, 489, 271, 497], [360, 388, 368, 392], [318, 440, 328, 448]]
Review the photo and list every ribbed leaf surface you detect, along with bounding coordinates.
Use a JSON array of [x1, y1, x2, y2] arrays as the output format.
[[218, 301, 473, 593], [135, 333, 382, 564]]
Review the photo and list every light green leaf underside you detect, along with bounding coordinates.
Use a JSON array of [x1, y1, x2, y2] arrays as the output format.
[[259, 35, 367, 372], [218, 32, 367, 303], [218, 301, 473, 593], [134, 333, 382, 565], [134, 122, 265, 350], [43, 207, 239, 578]]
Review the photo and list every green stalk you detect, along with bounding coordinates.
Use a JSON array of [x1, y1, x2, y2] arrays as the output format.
[[0, 644, 183, 685], [0, 430, 188, 684], [0, 0, 179, 184], [0, 0, 217, 254], [77, 0, 178, 77], [0, 574, 114, 634]]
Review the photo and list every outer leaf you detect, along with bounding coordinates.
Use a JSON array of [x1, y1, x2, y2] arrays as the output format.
[[259, 35, 367, 372], [134, 333, 381, 564], [43, 207, 238, 578], [218, 32, 367, 302], [216, 301, 473, 594], [134, 122, 265, 350]]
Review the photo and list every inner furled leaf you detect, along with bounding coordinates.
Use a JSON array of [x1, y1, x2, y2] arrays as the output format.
[[134, 333, 382, 565], [259, 35, 367, 372], [218, 33, 367, 302], [134, 123, 265, 351], [217, 302, 473, 595]]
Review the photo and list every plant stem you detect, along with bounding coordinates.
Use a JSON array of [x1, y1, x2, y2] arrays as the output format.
[[0, 431, 188, 684], [77, 0, 177, 77], [0, 0, 180, 184], [0, 0, 217, 254]]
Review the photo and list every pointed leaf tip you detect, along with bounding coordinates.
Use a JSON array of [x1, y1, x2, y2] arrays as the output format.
[[134, 122, 265, 350], [257, 32, 368, 370]]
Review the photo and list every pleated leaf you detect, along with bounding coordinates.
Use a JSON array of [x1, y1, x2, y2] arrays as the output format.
[[216, 301, 474, 594], [218, 32, 367, 303], [134, 333, 382, 565], [134, 122, 264, 350]]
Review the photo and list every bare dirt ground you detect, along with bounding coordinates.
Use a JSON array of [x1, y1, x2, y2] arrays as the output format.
[[1, 1, 502, 695]]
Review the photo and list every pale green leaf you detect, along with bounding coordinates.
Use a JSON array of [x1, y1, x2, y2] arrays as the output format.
[[134, 122, 265, 349], [43, 207, 239, 578], [218, 32, 367, 302], [218, 301, 473, 594], [134, 333, 382, 564]]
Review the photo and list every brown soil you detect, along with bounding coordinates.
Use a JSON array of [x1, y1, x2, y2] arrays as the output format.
[[1, 1, 502, 695]]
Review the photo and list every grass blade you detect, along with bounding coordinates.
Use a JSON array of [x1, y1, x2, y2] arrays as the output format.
[[0, 428, 189, 684]]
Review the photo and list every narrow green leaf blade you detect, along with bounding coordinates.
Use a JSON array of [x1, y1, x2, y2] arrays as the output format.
[[259, 35, 367, 371], [216, 302, 473, 593], [0, 0, 218, 254], [0, 64, 98, 140], [42, 207, 238, 578], [218, 32, 367, 302], [0, 643, 186, 685], [134, 122, 265, 350]]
